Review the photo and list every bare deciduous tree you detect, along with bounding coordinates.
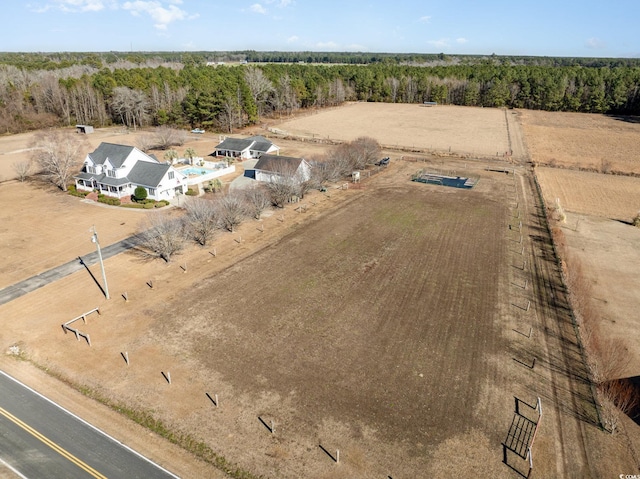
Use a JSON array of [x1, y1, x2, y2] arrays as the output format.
[[262, 161, 309, 207], [271, 74, 299, 117], [243, 185, 271, 219], [111, 86, 149, 130], [12, 159, 33, 182], [216, 192, 247, 232], [320, 136, 381, 180], [385, 77, 400, 103], [184, 198, 219, 246], [244, 66, 274, 117], [137, 126, 187, 152], [153, 125, 187, 150], [138, 213, 186, 262], [351, 136, 382, 169], [29, 130, 88, 191], [218, 93, 243, 134], [136, 133, 155, 153], [599, 378, 639, 434]]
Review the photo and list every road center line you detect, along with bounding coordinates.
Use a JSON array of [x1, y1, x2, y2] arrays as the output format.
[[0, 405, 107, 479]]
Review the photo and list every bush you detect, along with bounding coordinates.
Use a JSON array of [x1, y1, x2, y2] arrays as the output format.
[[186, 188, 197, 196], [633, 212, 640, 228], [97, 196, 121, 206], [68, 185, 90, 197], [155, 200, 169, 208], [122, 203, 145, 209], [143, 202, 155, 209], [134, 186, 148, 202]]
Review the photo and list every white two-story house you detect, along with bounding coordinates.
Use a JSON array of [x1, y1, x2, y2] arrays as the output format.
[[74, 143, 187, 200]]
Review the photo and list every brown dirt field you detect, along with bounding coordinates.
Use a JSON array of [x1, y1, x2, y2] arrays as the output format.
[[535, 166, 640, 222], [0, 105, 638, 478], [559, 213, 640, 378], [520, 110, 640, 174], [273, 102, 513, 159]]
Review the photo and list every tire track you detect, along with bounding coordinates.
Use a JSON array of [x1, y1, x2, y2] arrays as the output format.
[[519, 169, 597, 477]]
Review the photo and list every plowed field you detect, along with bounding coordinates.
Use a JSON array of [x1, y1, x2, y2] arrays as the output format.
[[144, 171, 515, 477]]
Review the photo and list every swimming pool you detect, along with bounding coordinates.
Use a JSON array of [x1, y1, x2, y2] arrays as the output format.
[[180, 167, 216, 175]]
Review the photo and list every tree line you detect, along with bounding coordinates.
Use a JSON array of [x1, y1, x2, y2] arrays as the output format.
[[1, 55, 639, 134]]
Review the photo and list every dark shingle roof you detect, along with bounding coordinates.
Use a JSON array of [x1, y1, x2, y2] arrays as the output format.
[[250, 141, 275, 153], [88, 143, 135, 168], [75, 172, 96, 181], [254, 154, 303, 173], [215, 135, 276, 153], [98, 176, 131, 187], [128, 161, 172, 188], [215, 138, 253, 152]]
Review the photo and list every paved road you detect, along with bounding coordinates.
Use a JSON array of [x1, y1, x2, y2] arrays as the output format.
[[0, 371, 179, 479], [0, 234, 143, 306]]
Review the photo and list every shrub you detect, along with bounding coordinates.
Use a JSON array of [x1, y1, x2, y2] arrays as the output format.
[[68, 185, 90, 197], [633, 212, 640, 228], [155, 200, 169, 208], [97, 196, 121, 206], [143, 202, 155, 209], [186, 188, 197, 196], [134, 186, 148, 202], [122, 203, 145, 209]]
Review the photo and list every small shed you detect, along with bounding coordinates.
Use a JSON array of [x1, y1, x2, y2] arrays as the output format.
[[76, 125, 94, 134]]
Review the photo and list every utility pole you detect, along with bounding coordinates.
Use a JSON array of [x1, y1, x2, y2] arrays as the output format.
[[91, 225, 110, 299]]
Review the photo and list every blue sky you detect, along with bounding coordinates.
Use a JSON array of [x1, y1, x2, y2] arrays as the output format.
[[6, 0, 639, 57]]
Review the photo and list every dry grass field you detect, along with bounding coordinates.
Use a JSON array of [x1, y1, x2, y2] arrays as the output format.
[[559, 212, 640, 378], [274, 102, 513, 159], [535, 167, 640, 222], [0, 104, 638, 478], [520, 109, 640, 174]]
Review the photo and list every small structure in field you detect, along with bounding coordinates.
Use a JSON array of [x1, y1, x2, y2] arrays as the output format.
[[76, 125, 94, 134]]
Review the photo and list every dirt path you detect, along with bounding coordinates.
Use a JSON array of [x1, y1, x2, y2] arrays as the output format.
[[505, 109, 529, 162], [516, 169, 599, 477]]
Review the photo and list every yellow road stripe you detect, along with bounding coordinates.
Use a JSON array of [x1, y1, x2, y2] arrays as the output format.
[[0, 405, 108, 479]]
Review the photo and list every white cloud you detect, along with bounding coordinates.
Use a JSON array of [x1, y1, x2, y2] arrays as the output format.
[[122, 1, 189, 30], [31, 0, 116, 13], [250, 3, 267, 14], [346, 43, 366, 51], [427, 38, 449, 48], [287, 35, 299, 43], [585, 37, 605, 49], [418, 15, 431, 23], [456, 37, 467, 44], [266, 0, 293, 7], [316, 41, 338, 49]]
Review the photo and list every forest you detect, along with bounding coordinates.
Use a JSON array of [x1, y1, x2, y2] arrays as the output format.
[[1, 51, 639, 134]]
